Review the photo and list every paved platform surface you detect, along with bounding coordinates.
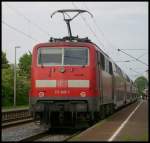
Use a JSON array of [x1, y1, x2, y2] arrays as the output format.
[[69, 100, 148, 141]]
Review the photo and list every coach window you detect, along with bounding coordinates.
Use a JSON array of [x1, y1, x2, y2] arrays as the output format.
[[126, 75, 130, 82], [109, 61, 113, 75], [115, 64, 118, 75], [96, 51, 99, 64], [118, 67, 122, 77], [100, 53, 105, 70], [105, 58, 109, 73], [116, 64, 118, 74], [120, 69, 123, 77], [98, 52, 101, 64]]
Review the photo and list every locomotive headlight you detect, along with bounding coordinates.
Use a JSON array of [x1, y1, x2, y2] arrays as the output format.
[[38, 91, 45, 97], [80, 92, 86, 97]]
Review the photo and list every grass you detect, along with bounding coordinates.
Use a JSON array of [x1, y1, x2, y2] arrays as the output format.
[[120, 132, 148, 141], [2, 105, 29, 110]]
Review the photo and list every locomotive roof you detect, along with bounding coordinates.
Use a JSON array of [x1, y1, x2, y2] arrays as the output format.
[[49, 36, 92, 43], [35, 36, 95, 49]]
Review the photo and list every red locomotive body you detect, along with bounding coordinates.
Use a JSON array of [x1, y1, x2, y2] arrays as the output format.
[[30, 41, 104, 127]]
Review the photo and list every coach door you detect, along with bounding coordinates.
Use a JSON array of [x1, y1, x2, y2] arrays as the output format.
[[96, 51, 103, 104]]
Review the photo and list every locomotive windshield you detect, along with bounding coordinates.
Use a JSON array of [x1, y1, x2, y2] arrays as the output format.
[[38, 47, 88, 66]]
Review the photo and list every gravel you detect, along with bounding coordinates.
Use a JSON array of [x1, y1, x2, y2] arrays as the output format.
[[2, 122, 47, 141], [35, 134, 70, 141]]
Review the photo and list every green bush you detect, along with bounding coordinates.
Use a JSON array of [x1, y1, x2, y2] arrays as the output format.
[[2, 51, 32, 107]]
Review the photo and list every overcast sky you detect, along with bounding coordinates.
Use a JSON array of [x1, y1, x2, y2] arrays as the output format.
[[2, 2, 148, 81]]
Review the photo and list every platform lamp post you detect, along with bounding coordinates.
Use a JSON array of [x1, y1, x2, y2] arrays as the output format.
[[14, 46, 21, 107]]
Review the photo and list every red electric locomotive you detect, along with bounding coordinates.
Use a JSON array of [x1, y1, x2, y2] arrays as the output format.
[[29, 9, 138, 129]]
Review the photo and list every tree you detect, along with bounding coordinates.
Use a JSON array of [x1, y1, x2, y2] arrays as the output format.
[[18, 51, 32, 78], [16, 74, 30, 105], [2, 51, 9, 68], [16, 51, 32, 106], [2, 67, 14, 106], [134, 76, 148, 97], [2, 51, 32, 107], [2, 51, 13, 106]]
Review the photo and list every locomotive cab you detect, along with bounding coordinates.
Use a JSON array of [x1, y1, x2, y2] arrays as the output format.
[[30, 41, 100, 128]]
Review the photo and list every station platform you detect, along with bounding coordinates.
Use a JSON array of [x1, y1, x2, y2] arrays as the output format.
[[69, 100, 148, 141]]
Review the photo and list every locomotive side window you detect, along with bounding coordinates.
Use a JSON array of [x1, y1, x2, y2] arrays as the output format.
[[116, 65, 119, 75], [105, 58, 109, 73], [119, 67, 123, 77], [64, 48, 88, 65], [96, 51, 101, 69], [98, 52, 101, 63], [109, 61, 113, 75], [115, 64, 123, 77], [96, 51, 99, 66], [98, 52, 101, 69], [126, 75, 130, 82], [38, 48, 62, 65], [100, 53, 105, 70]]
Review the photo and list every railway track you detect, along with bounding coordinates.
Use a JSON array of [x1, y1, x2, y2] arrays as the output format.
[[2, 120, 83, 142], [2, 101, 139, 142], [20, 129, 82, 142], [2, 108, 85, 142], [2, 109, 85, 142]]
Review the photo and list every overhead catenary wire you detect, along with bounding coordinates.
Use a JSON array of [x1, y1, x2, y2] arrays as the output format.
[[119, 65, 142, 80], [4, 3, 50, 36], [84, 2, 148, 59], [83, 2, 148, 68], [83, 2, 105, 37], [73, 2, 147, 80], [118, 48, 147, 51], [129, 74, 140, 78], [83, 2, 118, 53], [136, 53, 148, 59], [128, 52, 148, 63], [115, 52, 148, 63], [83, 2, 138, 80], [82, 2, 142, 79], [117, 48, 148, 66], [131, 53, 147, 62], [129, 68, 143, 75], [121, 61, 148, 76], [72, 2, 105, 49], [128, 68, 147, 79], [2, 20, 38, 42]]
